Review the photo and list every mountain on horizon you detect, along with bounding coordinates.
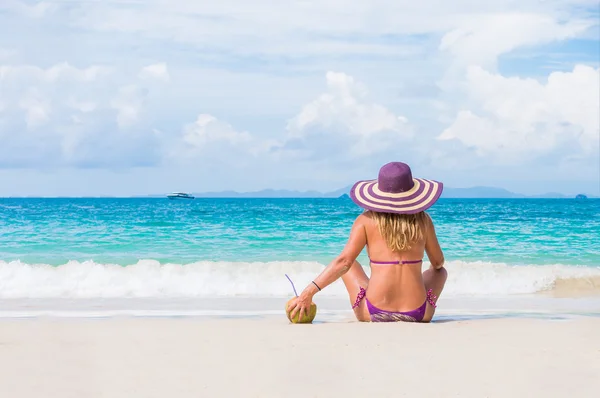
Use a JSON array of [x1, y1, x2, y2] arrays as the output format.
[[323, 185, 572, 199], [442, 186, 526, 198], [149, 186, 583, 199]]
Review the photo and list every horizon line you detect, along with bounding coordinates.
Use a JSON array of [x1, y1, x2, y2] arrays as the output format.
[[0, 184, 596, 199]]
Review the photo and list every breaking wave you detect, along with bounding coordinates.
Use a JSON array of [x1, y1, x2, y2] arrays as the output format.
[[1, 260, 599, 299]]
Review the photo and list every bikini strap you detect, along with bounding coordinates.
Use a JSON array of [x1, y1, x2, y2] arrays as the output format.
[[370, 260, 401, 265], [370, 259, 423, 265]]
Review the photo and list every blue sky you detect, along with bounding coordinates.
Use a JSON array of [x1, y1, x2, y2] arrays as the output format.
[[0, 0, 598, 197]]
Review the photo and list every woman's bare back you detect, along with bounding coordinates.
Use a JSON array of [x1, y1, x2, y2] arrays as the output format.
[[363, 211, 444, 312]]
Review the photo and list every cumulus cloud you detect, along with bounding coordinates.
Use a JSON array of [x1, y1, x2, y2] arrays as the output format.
[[18, 89, 51, 129], [0, 62, 163, 168], [0, 63, 110, 135], [164, 113, 268, 174], [139, 63, 170, 82], [438, 65, 600, 161], [110, 85, 148, 129], [282, 71, 411, 159], [170, 113, 261, 163], [182, 114, 252, 149]]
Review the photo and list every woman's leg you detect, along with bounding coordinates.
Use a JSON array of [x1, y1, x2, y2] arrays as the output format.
[[421, 266, 448, 323], [340, 260, 371, 322]]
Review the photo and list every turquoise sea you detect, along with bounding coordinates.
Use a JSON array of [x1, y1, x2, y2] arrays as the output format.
[[0, 197, 599, 299]]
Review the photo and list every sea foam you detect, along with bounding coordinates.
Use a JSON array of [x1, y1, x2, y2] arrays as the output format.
[[0, 260, 599, 299]]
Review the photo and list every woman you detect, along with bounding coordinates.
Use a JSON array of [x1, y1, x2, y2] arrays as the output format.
[[287, 162, 447, 323]]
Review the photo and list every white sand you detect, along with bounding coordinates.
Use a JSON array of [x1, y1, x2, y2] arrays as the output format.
[[1, 316, 599, 398]]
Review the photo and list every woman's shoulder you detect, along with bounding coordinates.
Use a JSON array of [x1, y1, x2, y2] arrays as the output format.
[[423, 211, 433, 223], [352, 212, 376, 231], [421, 211, 437, 235], [357, 211, 376, 223], [419, 210, 431, 223]]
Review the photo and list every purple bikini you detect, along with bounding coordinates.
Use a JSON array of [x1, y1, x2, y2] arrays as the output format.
[[352, 259, 438, 323]]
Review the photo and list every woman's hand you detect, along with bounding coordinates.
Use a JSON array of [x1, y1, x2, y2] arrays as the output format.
[[285, 215, 368, 321], [287, 290, 315, 321]]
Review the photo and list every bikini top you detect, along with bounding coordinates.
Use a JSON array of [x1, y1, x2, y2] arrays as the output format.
[[369, 259, 423, 265]]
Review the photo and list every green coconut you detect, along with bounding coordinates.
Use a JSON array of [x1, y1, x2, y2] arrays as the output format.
[[285, 298, 317, 324]]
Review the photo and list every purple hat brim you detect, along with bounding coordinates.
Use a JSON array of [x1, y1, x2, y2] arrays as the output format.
[[349, 178, 443, 214]]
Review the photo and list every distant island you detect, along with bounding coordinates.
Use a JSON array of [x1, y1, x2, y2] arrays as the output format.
[[142, 186, 596, 199]]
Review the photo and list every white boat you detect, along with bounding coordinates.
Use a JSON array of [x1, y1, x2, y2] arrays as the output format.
[[167, 192, 195, 200]]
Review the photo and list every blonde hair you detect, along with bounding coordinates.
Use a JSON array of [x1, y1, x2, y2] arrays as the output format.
[[370, 211, 427, 252]]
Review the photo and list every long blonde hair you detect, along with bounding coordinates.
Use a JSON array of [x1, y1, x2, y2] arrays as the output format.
[[370, 211, 427, 252]]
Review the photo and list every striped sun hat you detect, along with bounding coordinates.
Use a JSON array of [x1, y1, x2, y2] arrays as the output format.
[[349, 162, 443, 214]]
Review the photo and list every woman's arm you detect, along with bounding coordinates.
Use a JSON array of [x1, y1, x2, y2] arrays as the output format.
[[288, 215, 367, 319], [424, 213, 445, 269]]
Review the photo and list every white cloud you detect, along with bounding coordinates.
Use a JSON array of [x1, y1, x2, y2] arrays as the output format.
[[45, 63, 110, 82], [284, 71, 411, 158], [167, 114, 263, 171], [110, 85, 148, 129], [182, 114, 252, 149], [0, 63, 110, 83], [39, 0, 596, 62], [439, 13, 591, 69], [139, 63, 170, 82], [19, 89, 50, 129], [0, 63, 113, 130], [0, 62, 161, 168], [439, 65, 600, 161]]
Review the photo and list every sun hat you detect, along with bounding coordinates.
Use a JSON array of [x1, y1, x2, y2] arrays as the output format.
[[349, 162, 443, 214]]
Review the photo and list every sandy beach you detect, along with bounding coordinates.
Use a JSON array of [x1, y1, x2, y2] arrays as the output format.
[[1, 316, 599, 398]]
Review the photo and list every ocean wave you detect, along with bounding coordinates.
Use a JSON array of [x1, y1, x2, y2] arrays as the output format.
[[0, 260, 599, 299]]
